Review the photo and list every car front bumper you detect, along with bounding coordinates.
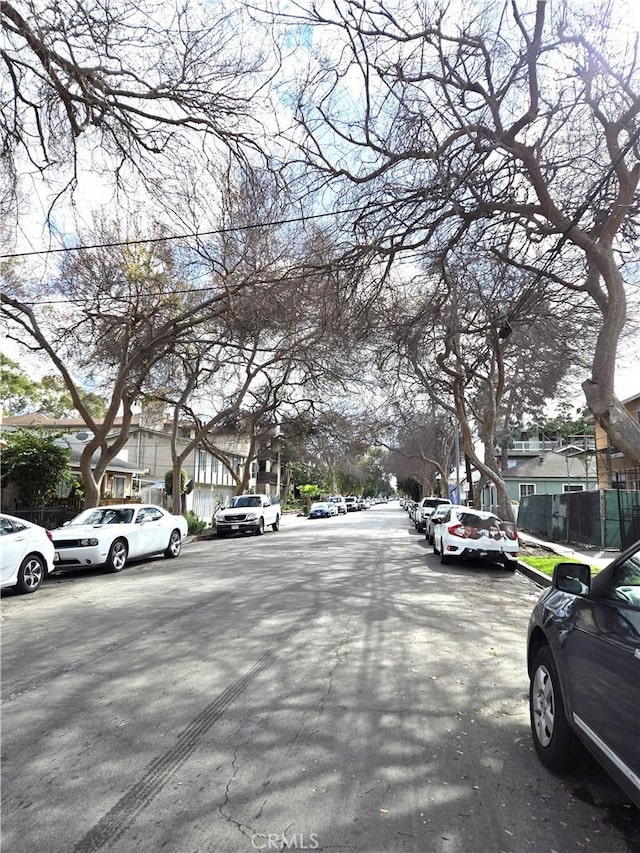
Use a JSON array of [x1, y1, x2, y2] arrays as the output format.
[[52, 544, 109, 568], [216, 520, 261, 534]]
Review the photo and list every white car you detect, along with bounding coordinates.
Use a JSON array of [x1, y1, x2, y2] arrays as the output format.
[[415, 496, 452, 532], [433, 507, 519, 568], [215, 494, 281, 537], [0, 513, 54, 594], [50, 504, 189, 573], [328, 497, 348, 514]]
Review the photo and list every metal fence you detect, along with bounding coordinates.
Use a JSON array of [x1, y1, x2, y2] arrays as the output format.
[[9, 501, 83, 530], [518, 488, 640, 549]]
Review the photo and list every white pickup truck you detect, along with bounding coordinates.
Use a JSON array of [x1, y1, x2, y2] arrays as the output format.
[[215, 494, 281, 537]]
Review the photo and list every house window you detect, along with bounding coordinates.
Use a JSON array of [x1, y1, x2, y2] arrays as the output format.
[[112, 476, 126, 498], [198, 448, 207, 478], [563, 484, 585, 492], [519, 484, 535, 498]]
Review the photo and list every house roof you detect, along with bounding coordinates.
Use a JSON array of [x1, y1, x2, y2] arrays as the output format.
[[503, 452, 597, 480], [621, 390, 640, 405], [67, 447, 139, 473], [1, 413, 137, 429]]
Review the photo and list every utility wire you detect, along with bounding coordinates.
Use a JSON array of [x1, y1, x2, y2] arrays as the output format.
[[0, 205, 366, 260]]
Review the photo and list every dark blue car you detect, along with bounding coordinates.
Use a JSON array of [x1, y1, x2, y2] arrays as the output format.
[[527, 539, 640, 809]]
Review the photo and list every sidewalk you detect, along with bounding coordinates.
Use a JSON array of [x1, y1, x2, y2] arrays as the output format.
[[517, 531, 616, 587]]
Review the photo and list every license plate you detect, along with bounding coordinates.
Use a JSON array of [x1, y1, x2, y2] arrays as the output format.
[[231, 525, 239, 530]]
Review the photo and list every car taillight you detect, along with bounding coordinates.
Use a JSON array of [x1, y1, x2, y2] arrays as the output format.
[[502, 525, 519, 541], [448, 524, 467, 538], [46, 530, 53, 541]]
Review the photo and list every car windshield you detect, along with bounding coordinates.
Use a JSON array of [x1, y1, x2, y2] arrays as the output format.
[[70, 508, 135, 525], [232, 496, 261, 508]]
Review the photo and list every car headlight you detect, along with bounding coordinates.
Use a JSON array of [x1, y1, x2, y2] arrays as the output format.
[[245, 513, 258, 521], [79, 538, 99, 546]]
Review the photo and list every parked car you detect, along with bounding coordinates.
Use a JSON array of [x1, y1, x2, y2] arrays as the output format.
[[425, 503, 460, 544], [50, 504, 188, 573], [308, 501, 336, 519], [345, 496, 359, 512], [215, 493, 281, 536], [328, 497, 348, 514], [527, 539, 640, 809], [415, 497, 452, 532], [432, 507, 519, 568], [0, 513, 54, 594]]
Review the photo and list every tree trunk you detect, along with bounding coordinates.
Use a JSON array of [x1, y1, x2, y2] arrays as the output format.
[[581, 250, 640, 465]]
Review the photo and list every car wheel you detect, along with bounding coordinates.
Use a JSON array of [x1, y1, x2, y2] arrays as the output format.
[[503, 555, 517, 571], [217, 530, 226, 538], [529, 645, 583, 772], [439, 548, 451, 565], [433, 538, 439, 555], [15, 554, 46, 594], [164, 529, 182, 558], [256, 518, 265, 536], [272, 515, 280, 532], [106, 538, 128, 572]]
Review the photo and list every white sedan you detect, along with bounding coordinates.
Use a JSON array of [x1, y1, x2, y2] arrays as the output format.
[[0, 513, 55, 594], [50, 504, 189, 573], [433, 507, 519, 569]]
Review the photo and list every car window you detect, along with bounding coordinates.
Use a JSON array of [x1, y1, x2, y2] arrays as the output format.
[[0, 517, 14, 535], [458, 512, 499, 528], [234, 496, 261, 507], [83, 509, 109, 524], [602, 550, 640, 606]]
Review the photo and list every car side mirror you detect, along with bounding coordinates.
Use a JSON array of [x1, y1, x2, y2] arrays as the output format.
[[552, 562, 591, 595]]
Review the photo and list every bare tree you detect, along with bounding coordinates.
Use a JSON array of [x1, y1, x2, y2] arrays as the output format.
[[371, 247, 595, 518], [1, 222, 238, 507], [1, 0, 273, 218], [285, 0, 640, 465]]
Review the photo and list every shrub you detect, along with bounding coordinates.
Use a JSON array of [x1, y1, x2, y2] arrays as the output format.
[[184, 510, 206, 535]]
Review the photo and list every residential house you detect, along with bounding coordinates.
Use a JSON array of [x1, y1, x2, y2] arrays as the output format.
[[0, 413, 138, 511], [594, 391, 640, 491], [1, 409, 284, 522], [501, 451, 598, 504]]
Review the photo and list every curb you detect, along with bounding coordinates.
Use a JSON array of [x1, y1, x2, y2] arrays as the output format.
[[516, 560, 551, 588]]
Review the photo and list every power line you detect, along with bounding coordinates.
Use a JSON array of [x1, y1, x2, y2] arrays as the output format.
[[1, 206, 366, 261]]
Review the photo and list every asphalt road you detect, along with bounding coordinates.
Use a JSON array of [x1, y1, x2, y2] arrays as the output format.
[[2, 504, 639, 853]]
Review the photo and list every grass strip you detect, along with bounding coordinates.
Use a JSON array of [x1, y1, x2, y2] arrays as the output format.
[[520, 554, 600, 577]]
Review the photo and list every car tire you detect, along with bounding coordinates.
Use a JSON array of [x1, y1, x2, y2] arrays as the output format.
[[433, 538, 439, 555], [272, 516, 280, 531], [529, 645, 583, 772], [216, 530, 226, 538], [15, 554, 46, 594], [256, 518, 265, 536], [164, 529, 182, 558], [503, 555, 517, 571], [106, 538, 128, 572], [439, 549, 451, 565]]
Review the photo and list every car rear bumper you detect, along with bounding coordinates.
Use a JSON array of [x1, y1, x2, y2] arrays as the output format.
[[451, 546, 518, 562]]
